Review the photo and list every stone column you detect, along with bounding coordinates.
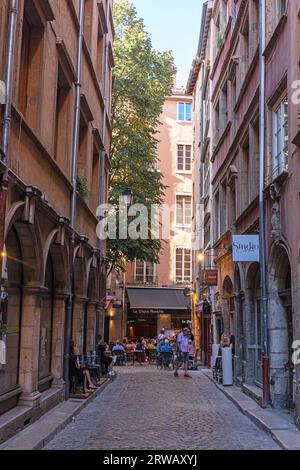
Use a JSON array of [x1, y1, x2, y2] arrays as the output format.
[[234, 292, 245, 381], [243, 288, 255, 384], [221, 298, 230, 336], [51, 293, 68, 387], [86, 301, 97, 353], [18, 286, 42, 407], [72, 297, 87, 354], [97, 301, 105, 338]]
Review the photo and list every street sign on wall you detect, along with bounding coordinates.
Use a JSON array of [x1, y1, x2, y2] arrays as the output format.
[[202, 269, 218, 286], [232, 235, 260, 262]]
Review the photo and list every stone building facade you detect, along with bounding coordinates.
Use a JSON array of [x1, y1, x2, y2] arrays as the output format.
[[0, 0, 113, 440], [109, 85, 194, 342], [190, 0, 300, 428], [187, 0, 213, 362]]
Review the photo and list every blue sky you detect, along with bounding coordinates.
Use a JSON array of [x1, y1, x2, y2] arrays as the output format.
[[131, 0, 205, 88]]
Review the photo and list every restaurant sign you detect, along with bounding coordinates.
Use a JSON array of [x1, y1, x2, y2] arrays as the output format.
[[232, 235, 260, 262], [131, 309, 165, 315], [202, 269, 218, 286]]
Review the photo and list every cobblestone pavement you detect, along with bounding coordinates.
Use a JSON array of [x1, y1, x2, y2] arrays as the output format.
[[45, 367, 280, 450]]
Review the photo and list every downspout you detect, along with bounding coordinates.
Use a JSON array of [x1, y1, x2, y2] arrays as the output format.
[[64, 0, 84, 399], [200, 60, 205, 361], [0, 0, 19, 282], [97, 0, 111, 336], [99, 0, 111, 245], [259, 0, 269, 407]]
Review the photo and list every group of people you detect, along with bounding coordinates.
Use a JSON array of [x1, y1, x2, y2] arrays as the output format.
[[108, 326, 197, 378], [69, 326, 198, 394]]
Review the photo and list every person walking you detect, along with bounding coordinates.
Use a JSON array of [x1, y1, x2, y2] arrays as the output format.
[[174, 327, 193, 378]]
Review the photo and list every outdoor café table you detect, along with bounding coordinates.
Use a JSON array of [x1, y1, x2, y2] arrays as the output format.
[[87, 364, 101, 381], [80, 356, 101, 381], [125, 350, 135, 365]]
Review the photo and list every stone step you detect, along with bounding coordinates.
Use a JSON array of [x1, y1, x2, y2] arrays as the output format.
[[0, 378, 109, 450]]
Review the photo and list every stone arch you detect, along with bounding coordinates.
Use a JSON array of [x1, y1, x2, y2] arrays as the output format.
[[84, 263, 99, 354], [222, 276, 235, 337], [245, 262, 262, 385], [5, 202, 43, 286], [73, 256, 87, 299], [87, 263, 99, 301], [72, 253, 88, 354], [268, 243, 293, 409], [43, 229, 69, 293], [0, 226, 23, 407], [38, 249, 55, 391], [234, 264, 245, 379]]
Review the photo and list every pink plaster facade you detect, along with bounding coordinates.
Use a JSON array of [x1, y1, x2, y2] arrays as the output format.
[[126, 88, 193, 287]]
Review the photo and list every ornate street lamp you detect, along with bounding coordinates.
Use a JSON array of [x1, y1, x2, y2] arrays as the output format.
[[122, 188, 133, 209]]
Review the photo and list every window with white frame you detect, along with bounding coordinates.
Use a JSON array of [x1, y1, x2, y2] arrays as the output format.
[[175, 248, 192, 283], [178, 102, 192, 121], [273, 97, 288, 179], [177, 144, 192, 172], [135, 260, 156, 284], [176, 195, 192, 226]]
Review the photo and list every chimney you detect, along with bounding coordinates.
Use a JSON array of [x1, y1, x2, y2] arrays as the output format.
[[172, 71, 177, 88]]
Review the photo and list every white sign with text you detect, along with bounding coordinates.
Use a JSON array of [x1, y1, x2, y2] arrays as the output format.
[[232, 235, 260, 262]]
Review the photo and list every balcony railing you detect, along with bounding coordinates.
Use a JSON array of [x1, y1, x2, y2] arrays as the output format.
[[272, 152, 288, 182], [132, 277, 158, 286]]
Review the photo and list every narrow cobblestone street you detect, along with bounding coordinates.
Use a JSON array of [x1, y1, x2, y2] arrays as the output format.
[[45, 367, 280, 450]]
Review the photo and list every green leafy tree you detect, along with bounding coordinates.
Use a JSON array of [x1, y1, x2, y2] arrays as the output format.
[[108, 0, 174, 272]]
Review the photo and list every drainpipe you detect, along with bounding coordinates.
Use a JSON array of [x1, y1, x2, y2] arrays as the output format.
[[98, 0, 111, 244], [0, 0, 19, 284], [200, 59, 205, 361], [64, 0, 84, 399], [97, 0, 111, 336], [259, 0, 269, 407]]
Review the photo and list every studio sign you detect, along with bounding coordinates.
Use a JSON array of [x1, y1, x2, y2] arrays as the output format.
[[232, 235, 260, 262]]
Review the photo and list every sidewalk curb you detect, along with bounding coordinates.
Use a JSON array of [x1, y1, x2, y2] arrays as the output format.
[[1, 378, 112, 450], [202, 369, 300, 450]]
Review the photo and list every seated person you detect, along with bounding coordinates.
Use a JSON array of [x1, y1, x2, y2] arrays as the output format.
[[69, 341, 97, 393], [148, 339, 156, 350], [135, 337, 146, 362], [126, 340, 136, 351], [97, 336, 113, 375], [156, 338, 164, 356], [160, 339, 173, 366], [160, 339, 173, 354], [112, 340, 126, 352]]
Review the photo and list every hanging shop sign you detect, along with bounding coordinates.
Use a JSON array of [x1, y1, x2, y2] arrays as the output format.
[[202, 269, 218, 286], [232, 235, 260, 262]]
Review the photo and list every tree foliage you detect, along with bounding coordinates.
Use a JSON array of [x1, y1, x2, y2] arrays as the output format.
[[107, 0, 174, 270]]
